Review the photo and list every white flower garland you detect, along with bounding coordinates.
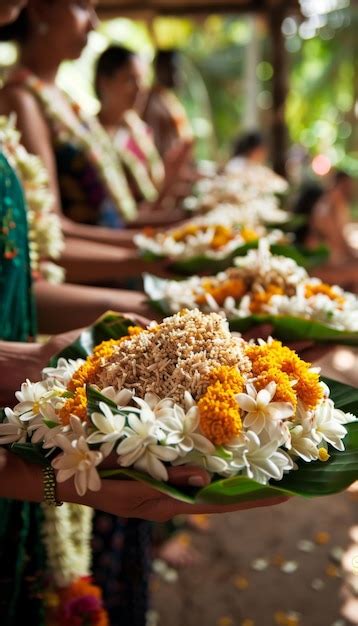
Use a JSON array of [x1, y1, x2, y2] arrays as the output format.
[[21, 71, 137, 223], [41, 503, 93, 588], [0, 115, 65, 283]]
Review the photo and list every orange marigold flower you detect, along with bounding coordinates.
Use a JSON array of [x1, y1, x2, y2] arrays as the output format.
[[249, 284, 285, 313], [196, 277, 247, 307], [206, 366, 245, 394], [59, 387, 87, 425], [305, 283, 345, 306], [241, 226, 258, 243], [246, 340, 323, 410], [57, 577, 109, 626], [211, 225, 234, 250], [255, 368, 297, 409], [198, 381, 242, 445], [67, 359, 99, 392]]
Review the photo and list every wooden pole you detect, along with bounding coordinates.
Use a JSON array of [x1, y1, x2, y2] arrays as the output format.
[[268, 2, 288, 176]]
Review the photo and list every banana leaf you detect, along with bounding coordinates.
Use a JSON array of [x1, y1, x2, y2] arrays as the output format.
[[228, 315, 358, 347], [140, 242, 328, 276], [45, 312, 357, 505]]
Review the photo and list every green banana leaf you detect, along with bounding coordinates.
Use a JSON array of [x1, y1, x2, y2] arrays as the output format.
[[44, 312, 357, 504], [229, 315, 358, 346], [141, 242, 328, 276]]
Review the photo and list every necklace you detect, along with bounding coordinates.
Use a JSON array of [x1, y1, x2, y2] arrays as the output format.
[[0, 115, 65, 284], [16, 70, 137, 223]]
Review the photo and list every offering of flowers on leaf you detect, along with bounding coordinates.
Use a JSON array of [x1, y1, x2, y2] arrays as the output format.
[[1, 310, 357, 504], [224, 159, 289, 195], [135, 221, 284, 263], [145, 242, 358, 344], [184, 162, 289, 221]]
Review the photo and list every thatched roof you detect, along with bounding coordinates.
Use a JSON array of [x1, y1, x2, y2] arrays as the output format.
[[97, 0, 300, 18]]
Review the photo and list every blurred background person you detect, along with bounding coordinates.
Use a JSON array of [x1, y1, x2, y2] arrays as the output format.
[[95, 44, 192, 211], [308, 170, 355, 264], [0, 0, 185, 235], [143, 48, 194, 159], [230, 130, 268, 166]]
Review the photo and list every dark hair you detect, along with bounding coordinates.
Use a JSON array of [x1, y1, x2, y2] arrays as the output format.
[[94, 45, 136, 98], [232, 131, 265, 158], [154, 49, 179, 70], [0, 9, 29, 42], [292, 182, 324, 244]]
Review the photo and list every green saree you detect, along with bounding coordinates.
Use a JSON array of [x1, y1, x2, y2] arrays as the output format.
[[0, 153, 44, 626]]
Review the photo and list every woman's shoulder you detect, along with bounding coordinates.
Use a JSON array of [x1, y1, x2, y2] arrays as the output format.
[[0, 80, 42, 117]]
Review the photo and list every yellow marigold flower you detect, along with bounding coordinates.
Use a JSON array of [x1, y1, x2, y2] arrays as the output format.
[[241, 226, 258, 243], [246, 341, 323, 410], [67, 359, 99, 392], [128, 325, 144, 336], [59, 387, 87, 425], [93, 338, 122, 359], [305, 283, 345, 306], [249, 284, 285, 313], [198, 381, 242, 445], [173, 223, 200, 241], [255, 368, 297, 409], [211, 225, 234, 250], [206, 366, 245, 393], [196, 277, 247, 306]]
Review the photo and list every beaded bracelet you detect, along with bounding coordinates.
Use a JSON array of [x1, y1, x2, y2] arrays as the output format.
[[42, 465, 63, 507]]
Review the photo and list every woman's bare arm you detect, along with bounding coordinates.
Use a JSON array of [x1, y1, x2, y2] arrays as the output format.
[[0, 452, 287, 521]]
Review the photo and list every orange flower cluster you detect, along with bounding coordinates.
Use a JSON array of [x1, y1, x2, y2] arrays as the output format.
[[198, 366, 244, 445], [305, 282, 345, 306], [57, 577, 109, 626], [249, 284, 285, 313], [60, 326, 143, 425], [196, 277, 247, 306], [246, 340, 323, 411]]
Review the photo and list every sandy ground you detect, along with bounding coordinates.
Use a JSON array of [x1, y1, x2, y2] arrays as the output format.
[[150, 348, 358, 626]]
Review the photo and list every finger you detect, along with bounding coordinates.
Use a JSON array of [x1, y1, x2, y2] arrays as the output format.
[[241, 324, 273, 342], [167, 465, 211, 487]]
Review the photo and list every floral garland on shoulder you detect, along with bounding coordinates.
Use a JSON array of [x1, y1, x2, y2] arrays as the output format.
[[0, 115, 65, 284], [15, 69, 137, 223], [123, 109, 165, 188]]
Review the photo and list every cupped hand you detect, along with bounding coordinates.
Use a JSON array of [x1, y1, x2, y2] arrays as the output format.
[[84, 466, 289, 522]]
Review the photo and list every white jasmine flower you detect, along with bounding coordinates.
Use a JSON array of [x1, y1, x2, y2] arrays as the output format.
[[14, 379, 52, 421], [101, 386, 134, 407], [236, 382, 294, 436], [27, 403, 64, 446], [116, 413, 178, 481], [0, 408, 28, 444], [226, 431, 294, 484], [87, 402, 126, 457], [311, 399, 348, 451], [173, 449, 229, 474], [52, 435, 103, 496], [288, 424, 320, 462], [42, 358, 85, 386], [159, 399, 215, 456], [133, 393, 174, 421]]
